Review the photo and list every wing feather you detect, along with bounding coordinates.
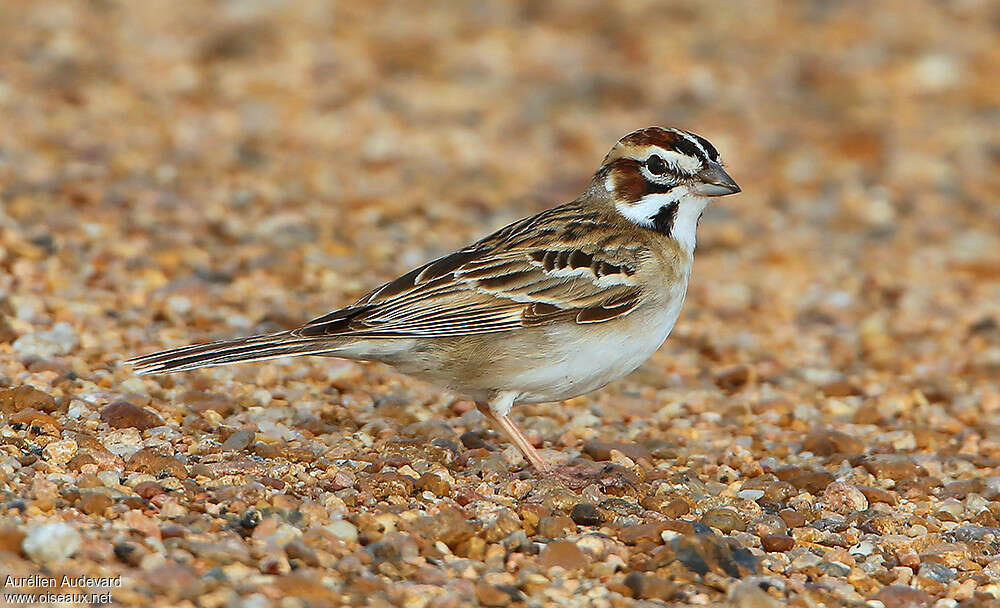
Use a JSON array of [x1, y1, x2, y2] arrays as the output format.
[[292, 202, 647, 340]]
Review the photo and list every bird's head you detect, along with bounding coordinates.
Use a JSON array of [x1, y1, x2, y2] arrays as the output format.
[[597, 127, 740, 248]]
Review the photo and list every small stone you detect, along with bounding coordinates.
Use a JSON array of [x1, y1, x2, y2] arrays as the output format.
[[79, 492, 113, 515], [415, 473, 450, 497], [582, 441, 651, 462], [365, 531, 419, 566], [408, 507, 478, 548], [460, 431, 490, 449], [917, 562, 955, 583], [537, 515, 576, 539], [358, 472, 414, 500], [180, 391, 236, 415], [0, 386, 58, 414], [817, 561, 851, 577], [871, 585, 932, 608], [126, 448, 187, 479], [859, 455, 922, 481], [761, 534, 795, 552], [701, 508, 746, 533], [325, 520, 358, 543], [620, 522, 671, 545], [941, 479, 984, 499], [43, 439, 78, 465], [100, 401, 165, 431], [537, 540, 589, 570], [779, 510, 807, 528], [12, 322, 79, 357], [222, 429, 255, 451], [475, 582, 512, 607], [134, 481, 165, 499], [714, 364, 753, 393], [623, 572, 676, 600], [787, 471, 835, 494], [22, 522, 82, 563], [570, 503, 603, 526], [0, 316, 17, 343], [801, 429, 865, 456], [856, 485, 897, 505], [649, 533, 759, 577], [483, 508, 522, 543], [749, 514, 787, 537], [790, 552, 822, 569], [728, 580, 782, 608], [823, 481, 868, 514], [0, 527, 27, 553]]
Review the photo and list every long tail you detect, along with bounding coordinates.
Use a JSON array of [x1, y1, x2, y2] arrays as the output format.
[[126, 332, 340, 375]]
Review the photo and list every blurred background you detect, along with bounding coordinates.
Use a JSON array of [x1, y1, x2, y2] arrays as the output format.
[[1, 1, 999, 604], [2, 0, 996, 386]]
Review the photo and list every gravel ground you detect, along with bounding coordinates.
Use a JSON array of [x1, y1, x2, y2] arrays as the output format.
[[1, 1, 999, 607]]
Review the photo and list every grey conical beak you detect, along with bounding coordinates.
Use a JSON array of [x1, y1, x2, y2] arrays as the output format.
[[691, 161, 740, 196]]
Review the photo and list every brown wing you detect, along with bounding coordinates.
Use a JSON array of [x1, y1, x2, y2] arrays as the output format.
[[292, 202, 647, 339]]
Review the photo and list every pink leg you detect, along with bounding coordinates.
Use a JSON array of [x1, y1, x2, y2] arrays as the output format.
[[476, 402, 551, 473]]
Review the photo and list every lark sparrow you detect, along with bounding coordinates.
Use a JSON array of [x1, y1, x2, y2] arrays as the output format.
[[127, 127, 740, 472]]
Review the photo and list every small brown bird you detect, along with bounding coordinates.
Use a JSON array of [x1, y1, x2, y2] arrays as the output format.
[[127, 127, 740, 472]]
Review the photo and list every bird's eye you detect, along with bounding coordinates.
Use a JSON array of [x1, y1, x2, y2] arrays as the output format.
[[645, 155, 668, 176]]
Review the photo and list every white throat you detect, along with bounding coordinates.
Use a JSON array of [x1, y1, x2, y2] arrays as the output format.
[[615, 188, 710, 255]]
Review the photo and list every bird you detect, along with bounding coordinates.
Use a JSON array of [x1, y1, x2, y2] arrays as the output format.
[[127, 127, 740, 473]]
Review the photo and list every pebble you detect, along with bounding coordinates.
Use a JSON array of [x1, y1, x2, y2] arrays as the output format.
[[12, 322, 79, 356], [582, 440, 651, 462], [221, 429, 255, 451], [100, 401, 165, 431], [623, 572, 675, 600], [817, 561, 851, 577], [701, 508, 746, 533], [790, 551, 822, 569], [0, 386, 58, 414], [822, 481, 868, 514], [408, 507, 477, 548], [415, 472, 451, 496], [728, 580, 783, 608], [537, 540, 589, 570], [43, 439, 78, 465], [761, 534, 795, 552], [570, 503, 603, 526], [872, 585, 932, 608], [859, 455, 922, 481], [650, 533, 759, 577], [475, 582, 513, 607], [22, 522, 82, 563], [80, 492, 113, 515], [801, 429, 865, 456], [364, 532, 419, 566], [917, 561, 955, 583], [537, 515, 576, 539], [126, 448, 187, 479], [325, 520, 358, 543]]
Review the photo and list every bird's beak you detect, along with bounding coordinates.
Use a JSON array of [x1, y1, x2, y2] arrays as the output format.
[[691, 161, 740, 196]]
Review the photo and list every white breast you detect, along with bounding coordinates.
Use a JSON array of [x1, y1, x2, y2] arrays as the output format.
[[514, 282, 689, 403]]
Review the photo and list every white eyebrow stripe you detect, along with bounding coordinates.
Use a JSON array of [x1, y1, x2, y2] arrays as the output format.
[[667, 128, 711, 162]]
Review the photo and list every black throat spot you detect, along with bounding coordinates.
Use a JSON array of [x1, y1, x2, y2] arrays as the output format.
[[650, 202, 679, 236]]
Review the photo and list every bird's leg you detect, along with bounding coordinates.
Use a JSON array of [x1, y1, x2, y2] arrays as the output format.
[[476, 395, 550, 473]]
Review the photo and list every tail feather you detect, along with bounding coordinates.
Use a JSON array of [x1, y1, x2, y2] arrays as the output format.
[[126, 332, 337, 375]]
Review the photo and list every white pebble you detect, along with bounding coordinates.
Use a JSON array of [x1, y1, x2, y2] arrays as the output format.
[[325, 520, 358, 542], [22, 522, 82, 563], [12, 322, 79, 357]]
